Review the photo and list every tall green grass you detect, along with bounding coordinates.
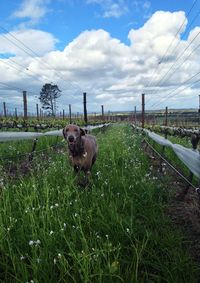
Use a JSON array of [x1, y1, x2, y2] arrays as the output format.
[[0, 125, 199, 282]]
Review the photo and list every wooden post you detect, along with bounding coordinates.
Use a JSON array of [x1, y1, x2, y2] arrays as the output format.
[[165, 106, 168, 126], [164, 106, 168, 139], [29, 139, 38, 162], [15, 108, 18, 120], [62, 109, 65, 120], [101, 105, 104, 120], [36, 104, 39, 120], [83, 92, 88, 126], [3, 102, 7, 118], [69, 104, 72, 124], [134, 106, 137, 125], [23, 91, 28, 120], [142, 93, 145, 128], [40, 108, 42, 119]]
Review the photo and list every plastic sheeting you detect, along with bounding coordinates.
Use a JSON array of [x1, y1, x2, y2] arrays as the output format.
[[0, 124, 110, 142], [171, 144, 200, 179], [144, 129, 173, 147], [136, 127, 200, 179], [0, 131, 44, 142]]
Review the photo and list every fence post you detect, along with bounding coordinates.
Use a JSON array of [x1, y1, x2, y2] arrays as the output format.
[[23, 91, 28, 120], [165, 106, 168, 126], [3, 102, 7, 118], [83, 92, 88, 126], [101, 105, 104, 121], [134, 106, 137, 125], [15, 108, 18, 120], [36, 104, 39, 120], [29, 139, 38, 162], [142, 93, 145, 128], [164, 106, 168, 139], [69, 104, 72, 124]]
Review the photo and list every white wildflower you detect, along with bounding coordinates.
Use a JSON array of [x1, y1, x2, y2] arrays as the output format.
[[36, 240, 41, 245]]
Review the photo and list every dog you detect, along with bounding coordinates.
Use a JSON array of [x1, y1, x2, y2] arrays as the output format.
[[63, 124, 98, 186]]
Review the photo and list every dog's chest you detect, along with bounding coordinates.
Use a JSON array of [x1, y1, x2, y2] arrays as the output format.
[[70, 152, 88, 167]]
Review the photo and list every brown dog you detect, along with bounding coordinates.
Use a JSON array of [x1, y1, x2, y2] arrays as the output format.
[[63, 124, 98, 186]]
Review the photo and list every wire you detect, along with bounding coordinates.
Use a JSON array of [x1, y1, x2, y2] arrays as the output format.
[[144, 0, 200, 108], [0, 26, 82, 94], [0, 141, 65, 161], [0, 58, 57, 86], [144, 0, 199, 93], [150, 72, 200, 109], [150, 29, 200, 95], [144, 139, 198, 190]]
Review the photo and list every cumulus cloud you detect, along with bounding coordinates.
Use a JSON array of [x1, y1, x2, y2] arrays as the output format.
[[86, 0, 128, 18], [11, 0, 50, 27], [0, 10, 200, 113], [0, 29, 57, 57]]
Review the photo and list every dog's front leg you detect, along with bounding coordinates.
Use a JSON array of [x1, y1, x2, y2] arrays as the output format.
[[83, 169, 92, 187], [74, 165, 79, 174]]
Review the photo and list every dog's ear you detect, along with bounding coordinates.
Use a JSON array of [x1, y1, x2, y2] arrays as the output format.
[[62, 128, 67, 139], [80, 128, 86, 136]]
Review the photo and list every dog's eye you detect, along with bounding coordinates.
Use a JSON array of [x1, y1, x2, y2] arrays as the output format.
[[66, 128, 69, 132], [74, 129, 78, 132]]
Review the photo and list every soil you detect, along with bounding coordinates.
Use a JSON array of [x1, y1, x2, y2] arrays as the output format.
[[143, 140, 200, 263]]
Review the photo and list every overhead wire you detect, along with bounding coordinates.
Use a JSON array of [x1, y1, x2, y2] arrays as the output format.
[[144, 0, 200, 108], [0, 26, 85, 112], [0, 26, 82, 95], [144, 0, 198, 94], [147, 28, 200, 102], [150, 70, 200, 109]]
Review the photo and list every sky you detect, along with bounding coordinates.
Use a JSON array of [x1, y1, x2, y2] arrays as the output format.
[[0, 0, 200, 115]]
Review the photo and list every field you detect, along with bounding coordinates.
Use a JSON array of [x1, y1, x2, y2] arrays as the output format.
[[0, 125, 199, 282]]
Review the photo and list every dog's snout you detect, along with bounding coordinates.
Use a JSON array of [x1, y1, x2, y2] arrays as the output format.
[[68, 135, 75, 142]]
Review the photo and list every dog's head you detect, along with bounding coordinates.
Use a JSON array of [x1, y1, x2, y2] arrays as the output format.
[[63, 124, 86, 146]]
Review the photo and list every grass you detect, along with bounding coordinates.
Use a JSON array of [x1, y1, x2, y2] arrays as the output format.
[[0, 124, 199, 282], [144, 131, 199, 186]]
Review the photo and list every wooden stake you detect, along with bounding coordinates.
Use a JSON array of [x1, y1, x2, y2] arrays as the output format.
[[165, 106, 168, 126], [3, 102, 7, 118], [142, 93, 145, 128], [23, 91, 28, 120], [36, 104, 39, 120], [83, 92, 88, 126], [69, 104, 72, 124], [15, 108, 18, 120], [101, 105, 104, 120]]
